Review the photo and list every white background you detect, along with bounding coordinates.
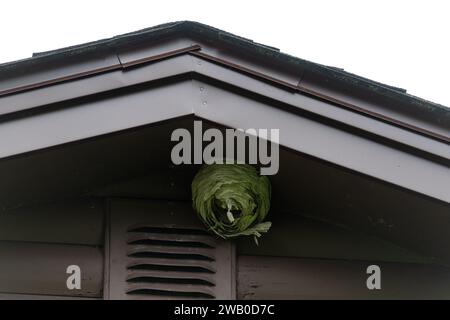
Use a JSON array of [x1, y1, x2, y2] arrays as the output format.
[[1, 0, 449, 107]]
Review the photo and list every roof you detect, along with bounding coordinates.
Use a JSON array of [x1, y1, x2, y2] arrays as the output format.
[[0, 22, 448, 266], [0, 20, 448, 204], [1, 21, 449, 115]]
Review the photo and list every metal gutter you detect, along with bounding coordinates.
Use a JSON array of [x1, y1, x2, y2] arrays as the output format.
[[0, 45, 201, 98], [0, 45, 447, 163], [0, 46, 448, 163], [189, 59, 450, 162], [190, 51, 450, 144], [120, 44, 201, 68], [1, 20, 449, 118], [0, 45, 447, 146]]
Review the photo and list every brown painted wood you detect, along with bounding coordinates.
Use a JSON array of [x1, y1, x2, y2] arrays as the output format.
[[0, 241, 103, 297], [237, 213, 434, 264], [237, 255, 450, 299], [0, 198, 104, 245]]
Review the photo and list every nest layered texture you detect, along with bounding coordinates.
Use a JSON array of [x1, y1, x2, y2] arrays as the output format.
[[192, 163, 271, 243]]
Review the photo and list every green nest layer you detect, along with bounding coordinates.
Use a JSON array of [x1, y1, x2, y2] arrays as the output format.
[[192, 163, 272, 244]]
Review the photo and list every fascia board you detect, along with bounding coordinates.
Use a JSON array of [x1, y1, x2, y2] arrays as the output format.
[[0, 52, 447, 163], [191, 79, 450, 203], [189, 55, 450, 161], [0, 81, 194, 159], [0, 49, 120, 93], [0, 53, 448, 202], [0, 30, 448, 139], [0, 40, 447, 143], [0, 76, 447, 203], [0, 55, 194, 116], [116, 37, 195, 65], [299, 77, 450, 139], [189, 51, 449, 143]]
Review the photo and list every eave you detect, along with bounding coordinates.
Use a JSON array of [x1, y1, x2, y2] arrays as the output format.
[[0, 22, 448, 204]]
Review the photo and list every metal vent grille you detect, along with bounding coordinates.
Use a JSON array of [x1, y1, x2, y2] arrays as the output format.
[[107, 200, 235, 300]]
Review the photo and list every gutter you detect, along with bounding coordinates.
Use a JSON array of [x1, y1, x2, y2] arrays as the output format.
[[0, 44, 447, 145]]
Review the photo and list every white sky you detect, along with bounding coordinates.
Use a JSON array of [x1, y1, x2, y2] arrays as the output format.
[[1, 0, 449, 107]]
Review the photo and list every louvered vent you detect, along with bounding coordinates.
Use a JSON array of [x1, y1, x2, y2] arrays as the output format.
[[107, 199, 235, 300]]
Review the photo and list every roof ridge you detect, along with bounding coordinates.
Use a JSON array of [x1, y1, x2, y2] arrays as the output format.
[[0, 21, 448, 112]]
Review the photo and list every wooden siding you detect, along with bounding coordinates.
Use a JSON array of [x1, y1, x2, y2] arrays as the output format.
[[0, 198, 104, 245], [0, 241, 103, 297], [237, 255, 450, 299], [0, 198, 104, 298]]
